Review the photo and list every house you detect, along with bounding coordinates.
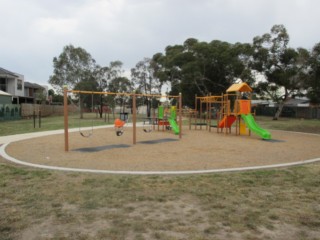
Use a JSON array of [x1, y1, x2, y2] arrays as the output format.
[[24, 81, 47, 104], [0, 67, 24, 103], [283, 98, 310, 107], [0, 67, 45, 104], [0, 90, 21, 121], [0, 90, 12, 104]]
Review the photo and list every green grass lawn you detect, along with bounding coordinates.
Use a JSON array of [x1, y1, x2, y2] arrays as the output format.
[[255, 116, 320, 134], [1, 114, 320, 136], [0, 114, 115, 136], [1, 115, 320, 239]]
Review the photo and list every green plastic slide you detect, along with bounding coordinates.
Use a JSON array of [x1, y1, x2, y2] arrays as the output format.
[[168, 118, 180, 135], [241, 114, 271, 140]]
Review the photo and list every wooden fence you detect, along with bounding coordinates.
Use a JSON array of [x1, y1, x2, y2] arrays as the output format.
[[21, 104, 78, 118]]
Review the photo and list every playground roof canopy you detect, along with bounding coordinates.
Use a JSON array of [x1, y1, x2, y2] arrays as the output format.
[[226, 82, 252, 93]]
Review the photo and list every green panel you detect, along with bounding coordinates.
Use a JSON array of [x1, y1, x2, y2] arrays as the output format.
[[0, 95, 12, 104], [158, 105, 164, 119], [170, 106, 176, 119]]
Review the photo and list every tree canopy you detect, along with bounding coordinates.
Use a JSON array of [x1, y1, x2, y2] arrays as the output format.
[[49, 45, 96, 93], [251, 24, 311, 119], [304, 42, 320, 104], [131, 58, 163, 116], [150, 39, 253, 107], [49, 25, 320, 120]]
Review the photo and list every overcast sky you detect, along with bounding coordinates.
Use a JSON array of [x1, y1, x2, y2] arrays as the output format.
[[1, 0, 319, 86]]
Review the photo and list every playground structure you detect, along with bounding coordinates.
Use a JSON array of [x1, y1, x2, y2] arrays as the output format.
[[3, 84, 320, 175], [113, 97, 181, 136], [63, 88, 182, 151], [189, 82, 271, 140], [154, 105, 180, 134]]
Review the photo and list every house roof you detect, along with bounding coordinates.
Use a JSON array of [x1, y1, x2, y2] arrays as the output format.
[[24, 81, 44, 89], [284, 98, 309, 106], [0, 90, 12, 96], [226, 82, 252, 93], [0, 67, 19, 78]]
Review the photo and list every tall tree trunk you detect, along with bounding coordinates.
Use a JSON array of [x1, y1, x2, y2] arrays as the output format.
[[273, 90, 289, 120], [273, 101, 285, 120], [146, 97, 151, 118]]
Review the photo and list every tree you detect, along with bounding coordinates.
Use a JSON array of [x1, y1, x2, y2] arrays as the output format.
[[304, 42, 320, 104], [49, 45, 127, 118], [108, 77, 133, 113], [35, 90, 48, 104], [93, 61, 124, 118], [251, 24, 306, 120], [131, 58, 162, 117], [156, 38, 253, 107], [70, 74, 98, 118], [48, 44, 96, 93], [47, 89, 64, 104]]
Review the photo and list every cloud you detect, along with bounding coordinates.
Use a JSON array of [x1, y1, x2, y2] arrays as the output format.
[[34, 17, 78, 36], [0, 0, 320, 85]]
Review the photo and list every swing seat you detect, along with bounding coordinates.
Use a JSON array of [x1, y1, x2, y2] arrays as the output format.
[[114, 118, 125, 127], [116, 130, 124, 136], [80, 132, 93, 138], [143, 128, 152, 133], [115, 118, 125, 136]]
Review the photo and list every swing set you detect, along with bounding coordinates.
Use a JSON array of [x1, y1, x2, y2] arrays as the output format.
[[66, 90, 95, 138], [69, 90, 131, 138], [63, 87, 182, 151], [78, 93, 94, 138]]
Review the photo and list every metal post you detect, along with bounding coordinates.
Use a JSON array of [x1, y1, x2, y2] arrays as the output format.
[[33, 110, 36, 128], [63, 86, 69, 151], [179, 92, 182, 139], [194, 94, 197, 130], [132, 93, 136, 144], [39, 110, 41, 128]]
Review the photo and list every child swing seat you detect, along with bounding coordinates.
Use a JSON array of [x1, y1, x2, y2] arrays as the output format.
[[114, 118, 125, 136]]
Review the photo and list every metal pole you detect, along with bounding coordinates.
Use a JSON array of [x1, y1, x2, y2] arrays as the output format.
[[179, 92, 182, 139], [195, 94, 197, 130], [63, 86, 69, 151], [132, 93, 137, 144], [33, 110, 36, 128], [39, 110, 41, 128]]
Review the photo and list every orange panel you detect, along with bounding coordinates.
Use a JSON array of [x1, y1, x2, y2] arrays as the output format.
[[239, 100, 251, 114]]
